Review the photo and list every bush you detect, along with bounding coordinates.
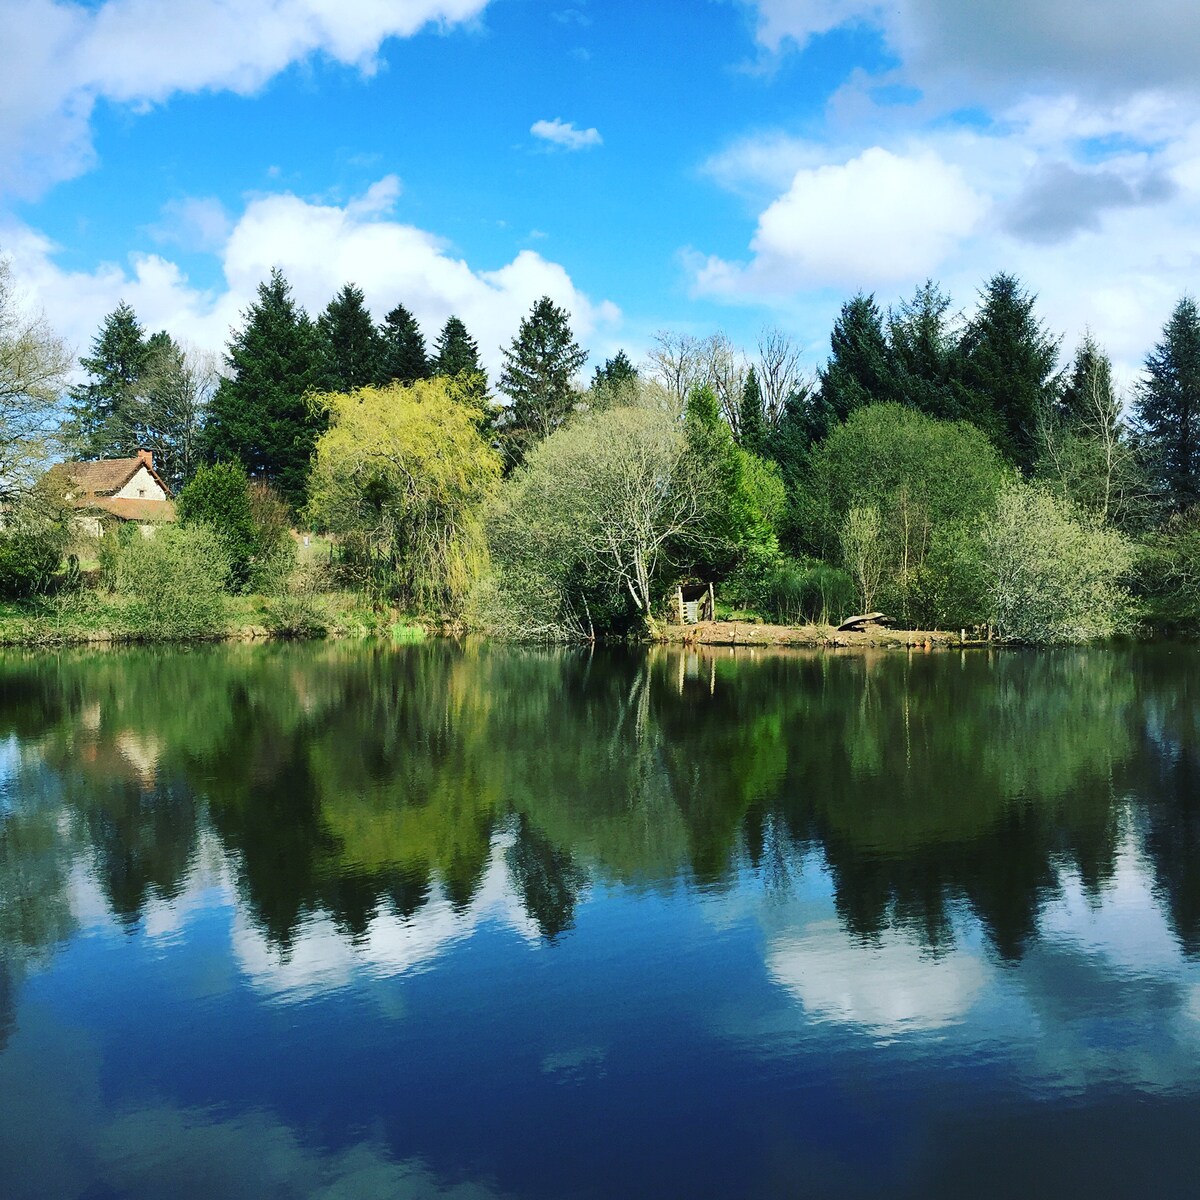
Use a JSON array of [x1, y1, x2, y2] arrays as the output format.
[[981, 482, 1135, 644], [115, 524, 230, 639], [178, 463, 292, 592], [0, 481, 73, 598], [260, 568, 328, 638]]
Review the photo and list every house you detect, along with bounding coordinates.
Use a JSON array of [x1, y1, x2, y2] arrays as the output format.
[[48, 449, 176, 537]]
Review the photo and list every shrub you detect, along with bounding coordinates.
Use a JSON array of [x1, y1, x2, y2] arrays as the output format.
[[177, 463, 293, 592], [981, 482, 1135, 644], [0, 481, 73, 598], [115, 524, 230, 639]]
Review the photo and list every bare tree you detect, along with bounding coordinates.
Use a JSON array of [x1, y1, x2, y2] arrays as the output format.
[[645, 330, 703, 416], [756, 327, 807, 429], [0, 257, 72, 499], [696, 332, 747, 436]]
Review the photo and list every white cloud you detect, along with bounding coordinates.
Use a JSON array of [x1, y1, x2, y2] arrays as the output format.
[[0, 0, 494, 197], [749, 0, 1200, 103], [2, 177, 619, 375], [531, 118, 603, 151], [694, 146, 986, 296]]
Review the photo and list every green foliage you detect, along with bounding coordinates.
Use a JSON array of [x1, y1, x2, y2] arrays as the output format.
[[738, 366, 767, 455], [1134, 295, 1200, 513], [591, 350, 637, 391], [115, 524, 230, 639], [498, 295, 588, 466], [888, 279, 962, 420], [202, 269, 327, 509], [483, 405, 709, 638], [379, 303, 430, 384], [731, 554, 856, 625], [307, 378, 500, 612], [0, 480, 72, 598], [177, 464, 294, 594], [682, 385, 784, 577], [981, 482, 1135, 643], [64, 301, 153, 459], [958, 273, 1061, 473], [260, 568, 329, 639], [818, 293, 893, 422], [1135, 506, 1200, 629], [0, 256, 73, 496], [803, 404, 1009, 622], [318, 283, 384, 393]]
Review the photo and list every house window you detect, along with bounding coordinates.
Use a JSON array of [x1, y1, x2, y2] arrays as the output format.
[[138, 488, 146, 498]]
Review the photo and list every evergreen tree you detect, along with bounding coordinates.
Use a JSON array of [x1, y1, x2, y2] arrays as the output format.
[[591, 350, 638, 390], [1061, 332, 1117, 434], [202, 269, 326, 509], [318, 283, 383, 393], [958, 273, 1061, 473], [65, 302, 152, 459], [1135, 296, 1200, 512], [498, 296, 588, 464], [378, 303, 429, 384], [738, 366, 767, 455], [433, 315, 484, 377], [818, 293, 893, 423], [887, 280, 961, 420]]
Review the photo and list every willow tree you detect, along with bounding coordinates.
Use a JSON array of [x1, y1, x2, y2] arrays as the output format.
[[307, 378, 501, 611]]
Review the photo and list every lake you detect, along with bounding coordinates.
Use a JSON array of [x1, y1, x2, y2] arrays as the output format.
[[1, 640, 1199, 1199]]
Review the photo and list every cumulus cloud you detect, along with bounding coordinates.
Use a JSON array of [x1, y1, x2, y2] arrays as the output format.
[[531, 118, 603, 151], [0, 0, 494, 196], [2, 177, 620, 374], [749, 0, 1200, 103], [693, 146, 986, 296]]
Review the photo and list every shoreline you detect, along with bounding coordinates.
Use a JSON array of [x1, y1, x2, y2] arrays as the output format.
[[655, 620, 984, 650]]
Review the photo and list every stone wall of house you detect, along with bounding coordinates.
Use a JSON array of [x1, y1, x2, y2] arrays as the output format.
[[114, 466, 167, 502]]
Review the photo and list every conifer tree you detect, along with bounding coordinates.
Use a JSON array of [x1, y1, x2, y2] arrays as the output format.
[[1061, 333, 1118, 436], [433, 316, 483, 377], [958, 273, 1061, 473], [887, 280, 961, 420], [318, 283, 383, 393], [591, 350, 637, 390], [65, 301, 152, 459], [1135, 296, 1200, 512], [203, 269, 326, 509], [818, 293, 893, 423], [498, 296, 587, 464], [379, 303, 429, 384], [738, 366, 767, 455]]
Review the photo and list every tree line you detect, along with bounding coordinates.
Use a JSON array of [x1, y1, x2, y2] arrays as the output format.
[[4, 251, 1200, 642]]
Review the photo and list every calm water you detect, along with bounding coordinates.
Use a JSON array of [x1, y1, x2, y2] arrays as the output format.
[[2, 641, 1200, 1198]]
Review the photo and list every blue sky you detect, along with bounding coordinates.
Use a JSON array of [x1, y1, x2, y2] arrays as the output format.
[[2, 0, 1199, 382]]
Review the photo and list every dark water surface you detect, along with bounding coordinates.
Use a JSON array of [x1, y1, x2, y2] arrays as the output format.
[[2, 641, 1200, 1199]]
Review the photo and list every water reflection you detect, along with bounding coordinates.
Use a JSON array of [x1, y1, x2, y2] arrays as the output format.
[[1, 641, 1200, 1196]]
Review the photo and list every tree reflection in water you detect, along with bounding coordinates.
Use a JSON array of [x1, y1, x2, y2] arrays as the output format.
[[0, 641, 1196, 970]]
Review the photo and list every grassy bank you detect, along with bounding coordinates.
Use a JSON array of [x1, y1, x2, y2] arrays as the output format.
[[0, 590, 438, 648], [657, 619, 981, 650]]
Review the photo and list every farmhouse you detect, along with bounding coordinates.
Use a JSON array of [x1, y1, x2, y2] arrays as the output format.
[[48, 449, 176, 536]]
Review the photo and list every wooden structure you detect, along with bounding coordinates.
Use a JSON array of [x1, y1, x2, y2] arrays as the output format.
[[673, 581, 715, 625]]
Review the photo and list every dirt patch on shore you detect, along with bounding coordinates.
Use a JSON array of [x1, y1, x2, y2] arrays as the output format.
[[657, 620, 981, 649]]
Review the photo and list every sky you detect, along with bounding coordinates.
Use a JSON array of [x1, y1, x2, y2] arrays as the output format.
[[1, 0, 1199, 385]]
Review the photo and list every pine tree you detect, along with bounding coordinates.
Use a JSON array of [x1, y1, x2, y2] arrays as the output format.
[[433, 316, 483, 377], [498, 296, 588, 464], [1135, 296, 1200, 512], [818, 293, 893, 423], [887, 280, 961, 420], [318, 283, 383, 393], [958, 273, 1061, 473], [738, 366, 767, 455], [378, 303, 429, 384], [202, 269, 326, 509], [591, 350, 637, 390], [65, 302, 152, 458], [1062, 332, 1117, 436]]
